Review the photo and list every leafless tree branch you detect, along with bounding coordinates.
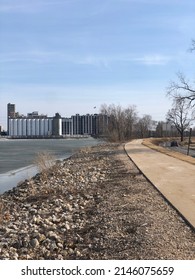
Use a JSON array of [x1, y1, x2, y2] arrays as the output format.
[[189, 39, 195, 52], [167, 72, 195, 107]]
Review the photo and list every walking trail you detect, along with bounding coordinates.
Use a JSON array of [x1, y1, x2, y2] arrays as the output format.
[[125, 139, 195, 229]]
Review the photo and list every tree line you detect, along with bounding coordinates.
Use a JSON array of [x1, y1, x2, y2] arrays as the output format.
[[99, 104, 155, 142]]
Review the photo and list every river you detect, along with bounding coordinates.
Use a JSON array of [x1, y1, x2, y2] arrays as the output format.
[[0, 138, 101, 194]]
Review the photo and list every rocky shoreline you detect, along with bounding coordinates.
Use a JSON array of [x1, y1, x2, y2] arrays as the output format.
[[0, 143, 195, 260]]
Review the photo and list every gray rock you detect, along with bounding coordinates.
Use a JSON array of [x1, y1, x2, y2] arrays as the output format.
[[30, 238, 39, 248], [65, 203, 72, 212], [30, 208, 38, 215], [57, 242, 63, 249], [47, 231, 61, 242], [65, 223, 70, 230], [65, 215, 72, 222], [49, 241, 58, 251], [68, 248, 74, 255]]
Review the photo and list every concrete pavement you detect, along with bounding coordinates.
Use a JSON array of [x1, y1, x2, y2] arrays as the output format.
[[125, 139, 195, 230]]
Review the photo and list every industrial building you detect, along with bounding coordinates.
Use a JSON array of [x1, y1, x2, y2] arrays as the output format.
[[7, 103, 16, 133], [7, 103, 108, 138], [62, 118, 73, 136], [8, 118, 53, 137]]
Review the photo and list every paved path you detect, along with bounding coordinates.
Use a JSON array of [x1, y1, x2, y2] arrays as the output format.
[[125, 139, 195, 229]]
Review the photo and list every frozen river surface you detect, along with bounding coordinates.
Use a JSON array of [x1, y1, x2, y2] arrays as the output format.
[[0, 138, 100, 193]]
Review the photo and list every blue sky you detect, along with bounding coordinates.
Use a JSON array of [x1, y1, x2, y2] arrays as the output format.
[[0, 0, 195, 129]]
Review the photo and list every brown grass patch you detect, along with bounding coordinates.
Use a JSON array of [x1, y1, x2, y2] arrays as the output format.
[[143, 138, 195, 166]]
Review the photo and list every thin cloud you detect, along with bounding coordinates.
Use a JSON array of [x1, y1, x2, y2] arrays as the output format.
[[133, 54, 172, 65], [0, 50, 173, 67], [77, 53, 173, 66]]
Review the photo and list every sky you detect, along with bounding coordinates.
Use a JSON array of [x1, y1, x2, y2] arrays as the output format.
[[0, 0, 195, 130]]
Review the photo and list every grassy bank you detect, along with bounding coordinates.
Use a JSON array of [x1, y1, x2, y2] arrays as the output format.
[[143, 138, 195, 165]]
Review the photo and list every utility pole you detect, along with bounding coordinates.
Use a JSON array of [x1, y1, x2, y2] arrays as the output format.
[[187, 128, 192, 156]]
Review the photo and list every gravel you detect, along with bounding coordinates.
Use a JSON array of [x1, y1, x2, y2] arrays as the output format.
[[0, 143, 194, 260]]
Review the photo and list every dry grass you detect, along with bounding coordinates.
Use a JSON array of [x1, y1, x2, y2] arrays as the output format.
[[27, 152, 62, 202], [34, 152, 57, 182], [143, 138, 195, 165], [31, 152, 60, 198]]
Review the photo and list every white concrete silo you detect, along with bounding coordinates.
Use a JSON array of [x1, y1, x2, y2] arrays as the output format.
[[35, 119, 40, 136], [18, 119, 22, 137], [22, 119, 27, 136], [31, 119, 36, 136], [26, 119, 31, 136]]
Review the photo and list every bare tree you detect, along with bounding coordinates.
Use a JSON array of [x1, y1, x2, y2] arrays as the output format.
[[156, 121, 163, 138], [123, 106, 138, 139], [136, 115, 152, 138], [167, 40, 195, 107], [99, 104, 138, 141], [166, 98, 193, 142], [167, 72, 195, 107]]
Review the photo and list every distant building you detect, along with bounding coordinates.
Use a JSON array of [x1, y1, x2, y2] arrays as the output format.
[[155, 121, 179, 138], [71, 114, 82, 135], [162, 122, 178, 137], [7, 103, 15, 118], [7, 103, 108, 138], [7, 103, 16, 133], [27, 111, 47, 119], [52, 113, 62, 136], [62, 118, 73, 136], [7, 104, 53, 137], [82, 114, 93, 135], [8, 117, 53, 137], [148, 120, 158, 137]]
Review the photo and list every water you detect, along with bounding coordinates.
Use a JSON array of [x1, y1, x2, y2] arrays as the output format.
[[0, 138, 100, 194]]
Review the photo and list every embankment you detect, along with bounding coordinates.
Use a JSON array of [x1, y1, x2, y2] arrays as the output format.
[[0, 143, 194, 260]]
